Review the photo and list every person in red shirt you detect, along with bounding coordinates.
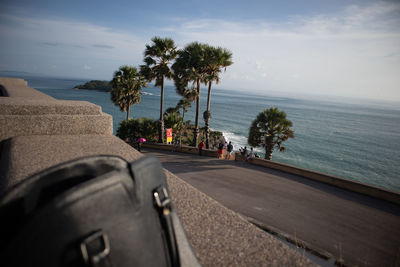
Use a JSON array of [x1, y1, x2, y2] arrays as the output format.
[[198, 140, 205, 156]]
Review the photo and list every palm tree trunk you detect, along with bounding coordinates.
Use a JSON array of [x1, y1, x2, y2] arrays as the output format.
[[181, 109, 185, 147], [158, 76, 165, 143], [205, 81, 212, 149], [193, 78, 200, 147], [126, 104, 130, 120], [265, 144, 273, 160]]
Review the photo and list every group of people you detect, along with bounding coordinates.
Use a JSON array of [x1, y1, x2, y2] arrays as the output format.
[[197, 140, 235, 160], [216, 141, 234, 159], [239, 146, 259, 160]]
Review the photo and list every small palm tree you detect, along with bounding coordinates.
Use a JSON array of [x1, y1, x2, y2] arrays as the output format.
[[141, 37, 177, 143], [176, 98, 191, 122], [175, 85, 198, 122], [248, 107, 294, 160], [172, 42, 208, 146], [164, 109, 184, 138], [174, 89, 197, 145], [203, 46, 233, 148], [111, 66, 147, 120]]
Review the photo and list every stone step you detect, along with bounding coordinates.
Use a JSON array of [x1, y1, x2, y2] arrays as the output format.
[[0, 98, 103, 115], [0, 114, 113, 141], [0, 77, 53, 99]]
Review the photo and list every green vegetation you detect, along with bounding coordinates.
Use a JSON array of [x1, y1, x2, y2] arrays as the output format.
[[163, 108, 184, 136], [248, 107, 294, 160], [112, 37, 234, 149], [172, 42, 232, 148], [141, 37, 177, 143], [111, 65, 147, 120], [117, 116, 224, 148], [75, 80, 111, 91], [117, 118, 158, 142]]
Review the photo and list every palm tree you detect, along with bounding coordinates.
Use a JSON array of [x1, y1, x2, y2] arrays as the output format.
[[141, 37, 177, 143], [176, 98, 191, 122], [175, 88, 197, 145], [172, 42, 208, 147], [175, 85, 198, 122], [248, 107, 294, 160], [203, 46, 233, 148], [163, 109, 184, 139], [111, 65, 147, 120]]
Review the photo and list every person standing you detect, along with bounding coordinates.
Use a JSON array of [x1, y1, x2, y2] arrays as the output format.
[[199, 140, 205, 156], [217, 142, 224, 158], [247, 147, 255, 161], [226, 141, 233, 160]]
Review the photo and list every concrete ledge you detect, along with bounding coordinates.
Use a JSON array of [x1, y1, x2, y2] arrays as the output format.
[[0, 78, 28, 96], [249, 157, 400, 205], [0, 98, 103, 115], [0, 77, 27, 87], [143, 142, 219, 157], [0, 77, 54, 99], [0, 114, 113, 141], [0, 78, 113, 141]]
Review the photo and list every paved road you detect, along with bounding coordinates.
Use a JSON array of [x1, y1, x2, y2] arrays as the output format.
[[143, 148, 400, 267]]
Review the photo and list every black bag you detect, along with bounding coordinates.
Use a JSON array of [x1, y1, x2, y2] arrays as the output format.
[[0, 156, 200, 267]]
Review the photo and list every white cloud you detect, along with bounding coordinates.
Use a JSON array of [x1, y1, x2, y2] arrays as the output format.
[[166, 2, 400, 101], [83, 65, 92, 70], [0, 14, 148, 79]]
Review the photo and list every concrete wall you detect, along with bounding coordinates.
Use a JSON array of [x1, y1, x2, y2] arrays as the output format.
[[143, 143, 238, 159], [143, 142, 219, 157]]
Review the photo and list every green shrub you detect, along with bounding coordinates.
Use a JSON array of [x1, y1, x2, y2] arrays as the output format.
[[117, 118, 158, 142]]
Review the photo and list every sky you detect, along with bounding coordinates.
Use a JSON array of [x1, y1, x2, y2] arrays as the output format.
[[0, 0, 399, 101]]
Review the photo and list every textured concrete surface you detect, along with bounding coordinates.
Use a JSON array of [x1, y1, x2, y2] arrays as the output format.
[[143, 148, 400, 267], [0, 114, 113, 141], [0, 98, 102, 115], [0, 135, 314, 266], [0, 78, 113, 141], [0, 77, 27, 87], [0, 78, 54, 99]]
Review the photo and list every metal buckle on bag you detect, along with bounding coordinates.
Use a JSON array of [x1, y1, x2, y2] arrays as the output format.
[[154, 186, 171, 209], [80, 230, 111, 266]]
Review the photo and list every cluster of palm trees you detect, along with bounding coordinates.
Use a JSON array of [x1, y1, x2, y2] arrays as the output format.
[[111, 36, 233, 148]]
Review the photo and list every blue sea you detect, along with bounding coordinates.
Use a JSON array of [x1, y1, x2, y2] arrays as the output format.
[[5, 73, 400, 193]]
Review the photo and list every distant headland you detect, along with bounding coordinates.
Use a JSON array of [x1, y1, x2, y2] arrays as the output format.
[[74, 80, 111, 92]]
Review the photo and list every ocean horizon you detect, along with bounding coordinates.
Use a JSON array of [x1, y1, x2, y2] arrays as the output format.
[[2, 72, 400, 193]]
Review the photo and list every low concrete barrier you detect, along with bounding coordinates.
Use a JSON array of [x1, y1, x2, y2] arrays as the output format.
[[142, 142, 219, 157], [248, 157, 400, 205], [0, 78, 113, 141]]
